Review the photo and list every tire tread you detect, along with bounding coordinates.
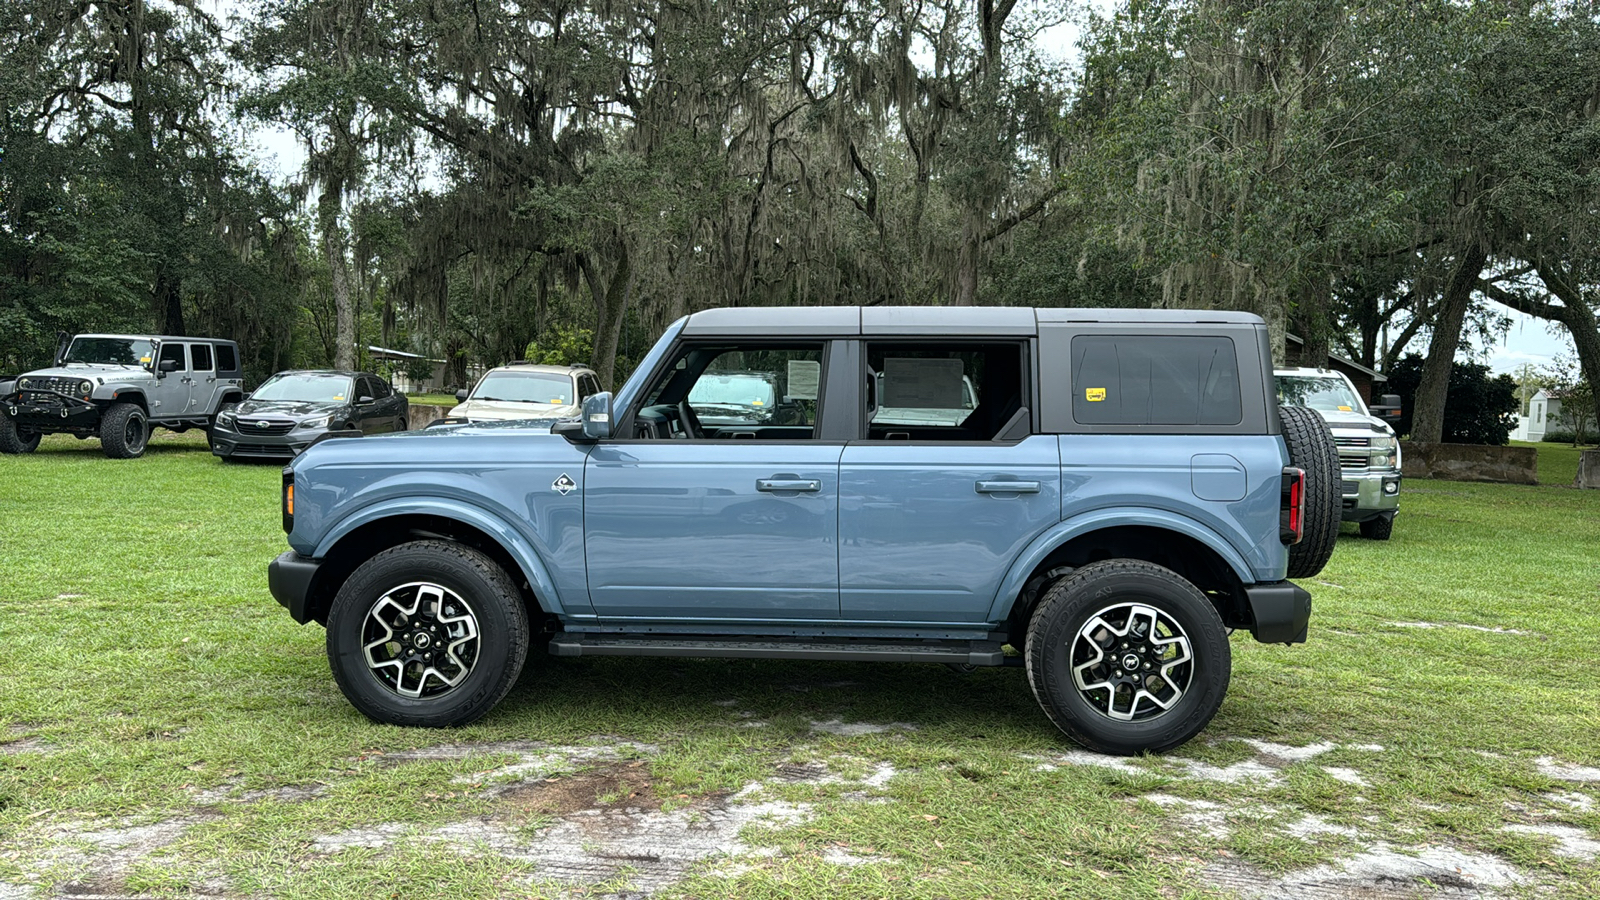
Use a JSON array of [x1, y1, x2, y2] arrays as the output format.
[[1279, 405, 1341, 578]]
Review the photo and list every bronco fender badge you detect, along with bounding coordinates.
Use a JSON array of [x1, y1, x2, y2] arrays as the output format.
[[552, 473, 577, 495]]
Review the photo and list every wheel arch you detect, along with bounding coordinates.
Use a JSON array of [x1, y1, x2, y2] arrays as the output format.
[[304, 506, 563, 626], [102, 388, 150, 414], [990, 512, 1255, 642]]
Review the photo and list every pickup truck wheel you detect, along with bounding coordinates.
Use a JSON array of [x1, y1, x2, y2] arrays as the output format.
[[1360, 514, 1394, 541], [327, 540, 529, 727], [1025, 560, 1230, 755], [100, 403, 149, 458], [1279, 405, 1341, 578], [0, 412, 40, 454]]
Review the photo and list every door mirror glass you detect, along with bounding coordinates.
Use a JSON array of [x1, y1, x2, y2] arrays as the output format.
[[455, 389, 469, 403], [582, 392, 613, 440]]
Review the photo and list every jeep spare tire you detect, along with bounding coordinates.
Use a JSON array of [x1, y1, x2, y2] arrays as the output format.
[[1279, 405, 1340, 578]]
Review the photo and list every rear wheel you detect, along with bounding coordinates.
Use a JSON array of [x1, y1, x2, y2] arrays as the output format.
[[1025, 560, 1230, 755], [1279, 405, 1341, 578], [1360, 514, 1394, 541], [100, 403, 149, 458], [0, 411, 40, 454], [326, 540, 530, 727]]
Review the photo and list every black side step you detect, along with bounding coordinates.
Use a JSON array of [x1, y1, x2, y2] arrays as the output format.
[[549, 633, 1005, 666]]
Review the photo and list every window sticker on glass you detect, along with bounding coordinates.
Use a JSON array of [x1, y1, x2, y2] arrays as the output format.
[[1086, 387, 1107, 402], [786, 359, 821, 401], [882, 358, 964, 407], [1337, 405, 1352, 411], [332, 394, 345, 401]]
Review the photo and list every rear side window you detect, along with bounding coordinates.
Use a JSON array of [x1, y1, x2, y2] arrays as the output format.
[[216, 345, 238, 373], [1071, 336, 1241, 426]]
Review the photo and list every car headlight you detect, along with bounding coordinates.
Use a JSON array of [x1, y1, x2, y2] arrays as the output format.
[[300, 415, 332, 429], [215, 411, 236, 428], [1369, 435, 1396, 451], [79, 380, 93, 395]]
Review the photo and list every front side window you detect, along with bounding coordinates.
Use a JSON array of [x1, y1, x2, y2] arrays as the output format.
[[634, 344, 823, 439], [158, 342, 187, 371], [865, 342, 1027, 441]]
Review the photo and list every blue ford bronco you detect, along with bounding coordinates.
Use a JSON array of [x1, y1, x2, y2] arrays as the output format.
[[268, 307, 1339, 754]]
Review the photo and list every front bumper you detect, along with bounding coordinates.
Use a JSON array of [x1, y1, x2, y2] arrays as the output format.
[[1339, 470, 1401, 523], [212, 425, 325, 458], [1244, 580, 1312, 644], [268, 551, 322, 624], [5, 392, 100, 432]]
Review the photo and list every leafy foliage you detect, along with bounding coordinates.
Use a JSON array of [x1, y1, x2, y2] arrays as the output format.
[[1385, 355, 1518, 446]]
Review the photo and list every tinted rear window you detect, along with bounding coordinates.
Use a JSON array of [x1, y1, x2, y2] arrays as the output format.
[[1071, 336, 1241, 426]]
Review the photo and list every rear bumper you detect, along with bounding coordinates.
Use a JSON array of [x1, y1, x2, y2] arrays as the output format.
[[268, 551, 322, 624], [1244, 580, 1312, 644]]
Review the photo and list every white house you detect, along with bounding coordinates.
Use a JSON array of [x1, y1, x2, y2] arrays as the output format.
[[1513, 389, 1568, 441]]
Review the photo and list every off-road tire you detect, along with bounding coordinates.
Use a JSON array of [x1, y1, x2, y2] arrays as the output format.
[[100, 402, 149, 459], [1360, 514, 1394, 541], [1025, 560, 1231, 755], [0, 411, 41, 454], [327, 540, 530, 727], [1279, 405, 1341, 578]]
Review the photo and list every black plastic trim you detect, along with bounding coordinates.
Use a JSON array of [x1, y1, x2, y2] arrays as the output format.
[[267, 551, 321, 624], [550, 632, 1006, 665], [1243, 580, 1312, 644]]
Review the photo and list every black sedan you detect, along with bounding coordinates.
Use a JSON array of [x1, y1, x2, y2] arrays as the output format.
[[210, 370, 407, 460]]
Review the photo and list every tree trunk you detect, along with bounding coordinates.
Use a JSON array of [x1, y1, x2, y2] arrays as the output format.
[[1482, 261, 1600, 435], [318, 173, 357, 370], [1411, 242, 1489, 443], [582, 243, 633, 390], [154, 270, 184, 336], [1296, 272, 1332, 368]]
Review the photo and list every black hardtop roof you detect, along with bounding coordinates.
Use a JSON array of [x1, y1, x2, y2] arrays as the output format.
[[679, 306, 1266, 337], [75, 333, 239, 344]]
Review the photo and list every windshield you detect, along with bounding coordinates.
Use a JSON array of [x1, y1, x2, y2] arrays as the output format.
[[1276, 375, 1365, 413], [63, 337, 154, 367], [252, 373, 354, 403], [689, 373, 777, 408], [471, 371, 574, 404]]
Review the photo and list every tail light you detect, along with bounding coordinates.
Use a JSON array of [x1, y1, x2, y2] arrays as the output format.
[[282, 467, 295, 534], [1280, 467, 1304, 545]]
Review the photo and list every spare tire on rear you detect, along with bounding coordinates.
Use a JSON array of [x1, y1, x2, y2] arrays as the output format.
[[1279, 405, 1340, 578]]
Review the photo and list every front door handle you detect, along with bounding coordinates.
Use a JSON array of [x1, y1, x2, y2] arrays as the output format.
[[757, 478, 821, 493], [975, 480, 1041, 494]]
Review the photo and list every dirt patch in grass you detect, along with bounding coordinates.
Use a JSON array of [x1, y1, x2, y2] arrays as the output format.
[[491, 761, 662, 815]]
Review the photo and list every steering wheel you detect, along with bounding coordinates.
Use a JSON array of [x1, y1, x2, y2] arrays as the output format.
[[676, 400, 704, 439]]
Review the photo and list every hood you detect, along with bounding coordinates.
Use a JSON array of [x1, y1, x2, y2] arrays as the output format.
[[235, 398, 347, 419], [426, 416, 565, 433], [1309, 407, 1392, 433], [447, 398, 578, 421], [20, 364, 152, 382]]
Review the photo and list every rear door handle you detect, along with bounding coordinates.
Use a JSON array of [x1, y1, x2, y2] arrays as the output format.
[[975, 480, 1041, 494], [757, 478, 821, 493]]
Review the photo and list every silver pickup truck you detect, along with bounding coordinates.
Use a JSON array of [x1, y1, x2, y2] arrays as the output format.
[[1274, 367, 1401, 540]]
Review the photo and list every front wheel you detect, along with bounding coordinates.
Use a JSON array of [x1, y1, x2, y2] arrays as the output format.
[[326, 540, 530, 727], [1025, 560, 1231, 755], [100, 403, 149, 458], [0, 411, 41, 454]]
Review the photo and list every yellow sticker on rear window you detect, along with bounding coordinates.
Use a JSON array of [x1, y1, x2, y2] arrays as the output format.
[[1086, 388, 1106, 402]]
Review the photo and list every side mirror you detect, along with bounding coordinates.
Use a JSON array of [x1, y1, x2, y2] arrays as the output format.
[[1380, 394, 1401, 407], [455, 389, 469, 403], [582, 392, 613, 440], [357, 395, 375, 405], [158, 359, 180, 376]]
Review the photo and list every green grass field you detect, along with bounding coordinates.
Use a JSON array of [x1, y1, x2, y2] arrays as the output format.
[[1, 431, 1596, 899]]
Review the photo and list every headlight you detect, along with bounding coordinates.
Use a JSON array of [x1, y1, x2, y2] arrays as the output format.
[[215, 412, 236, 428], [1369, 435, 1396, 451], [300, 415, 332, 429], [80, 380, 93, 394]]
